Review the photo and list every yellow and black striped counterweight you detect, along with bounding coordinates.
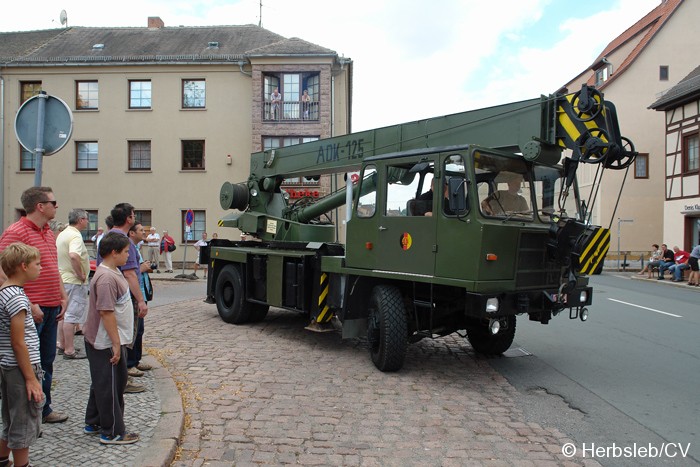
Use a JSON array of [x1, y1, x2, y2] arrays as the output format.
[[575, 226, 611, 275]]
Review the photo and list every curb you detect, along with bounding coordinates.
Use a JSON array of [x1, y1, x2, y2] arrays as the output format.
[[629, 274, 698, 289], [132, 355, 184, 467]]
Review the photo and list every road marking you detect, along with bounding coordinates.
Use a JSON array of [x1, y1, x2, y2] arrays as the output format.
[[607, 298, 682, 318]]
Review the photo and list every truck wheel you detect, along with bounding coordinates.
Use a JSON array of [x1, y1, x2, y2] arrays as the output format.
[[466, 315, 516, 355], [215, 265, 252, 324], [367, 285, 408, 372]]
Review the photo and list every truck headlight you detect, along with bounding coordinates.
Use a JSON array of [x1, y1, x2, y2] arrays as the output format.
[[489, 319, 501, 335], [486, 297, 499, 313]]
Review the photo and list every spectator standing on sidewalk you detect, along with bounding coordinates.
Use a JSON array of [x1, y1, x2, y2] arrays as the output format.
[[83, 232, 139, 445], [193, 232, 208, 279], [145, 227, 160, 271], [0, 186, 69, 424], [56, 209, 90, 360], [160, 230, 175, 273], [0, 243, 45, 467], [687, 244, 700, 286], [124, 222, 152, 389], [97, 203, 148, 394], [96, 217, 113, 253]]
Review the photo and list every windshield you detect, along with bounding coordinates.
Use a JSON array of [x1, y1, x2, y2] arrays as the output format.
[[475, 152, 533, 221], [530, 165, 581, 222], [475, 151, 580, 222]]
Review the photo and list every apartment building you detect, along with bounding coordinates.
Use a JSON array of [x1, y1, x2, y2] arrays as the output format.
[[562, 0, 700, 253], [650, 65, 700, 248], [0, 17, 352, 263]]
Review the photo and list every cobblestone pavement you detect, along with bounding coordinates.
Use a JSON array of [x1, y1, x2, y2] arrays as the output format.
[[30, 338, 161, 466], [147, 298, 600, 466]]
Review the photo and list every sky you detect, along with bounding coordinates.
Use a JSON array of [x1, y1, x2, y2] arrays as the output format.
[[0, 0, 662, 132]]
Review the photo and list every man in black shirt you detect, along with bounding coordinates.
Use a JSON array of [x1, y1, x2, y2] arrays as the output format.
[[657, 244, 675, 280]]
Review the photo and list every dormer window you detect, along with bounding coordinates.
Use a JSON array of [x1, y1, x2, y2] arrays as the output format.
[[595, 67, 609, 86], [92, 43, 104, 50], [208, 41, 219, 49], [593, 57, 612, 87]]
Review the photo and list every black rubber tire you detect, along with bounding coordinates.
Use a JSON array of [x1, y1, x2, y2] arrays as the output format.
[[367, 285, 408, 372], [215, 265, 252, 324], [466, 315, 516, 355]]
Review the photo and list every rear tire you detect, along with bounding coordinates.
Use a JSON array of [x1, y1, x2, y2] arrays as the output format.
[[367, 285, 408, 372], [466, 315, 516, 355], [215, 265, 252, 324]]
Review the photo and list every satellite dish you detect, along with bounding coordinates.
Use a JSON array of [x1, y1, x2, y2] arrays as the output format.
[[60, 10, 68, 26]]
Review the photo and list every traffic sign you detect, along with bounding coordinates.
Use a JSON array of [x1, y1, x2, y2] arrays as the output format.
[[185, 209, 194, 226], [15, 93, 73, 156]]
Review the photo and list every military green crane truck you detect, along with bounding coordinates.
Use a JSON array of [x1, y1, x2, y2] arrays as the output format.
[[205, 85, 636, 371]]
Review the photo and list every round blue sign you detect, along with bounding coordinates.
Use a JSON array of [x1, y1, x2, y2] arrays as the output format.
[[185, 209, 194, 226], [15, 94, 73, 156]]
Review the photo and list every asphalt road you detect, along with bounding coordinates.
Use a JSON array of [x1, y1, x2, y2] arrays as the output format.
[[490, 273, 700, 466]]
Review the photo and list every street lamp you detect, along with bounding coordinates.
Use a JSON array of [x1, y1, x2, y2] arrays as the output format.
[[617, 218, 634, 271]]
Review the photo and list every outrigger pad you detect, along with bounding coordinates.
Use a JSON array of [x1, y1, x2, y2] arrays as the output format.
[[304, 320, 336, 333]]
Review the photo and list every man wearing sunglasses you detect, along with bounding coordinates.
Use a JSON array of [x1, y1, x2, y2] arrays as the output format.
[[0, 186, 70, 424]]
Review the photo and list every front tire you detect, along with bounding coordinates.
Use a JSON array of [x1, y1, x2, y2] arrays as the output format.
[[215, 265, 252, 324], [367, 285, 408, 372], [466, 316, 516, 355]]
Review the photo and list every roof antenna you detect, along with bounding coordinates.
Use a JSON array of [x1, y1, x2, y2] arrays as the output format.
[[60, 9, 68, 27], [259, 0, 262, 27]]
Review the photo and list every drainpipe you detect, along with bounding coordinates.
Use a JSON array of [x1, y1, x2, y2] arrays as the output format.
[[0, 75, 5, 227], [331, 74, 338, 241], [237, 60, 251, 77]]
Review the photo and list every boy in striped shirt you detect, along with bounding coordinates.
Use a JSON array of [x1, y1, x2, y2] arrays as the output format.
[[0, 243, 44, 467]]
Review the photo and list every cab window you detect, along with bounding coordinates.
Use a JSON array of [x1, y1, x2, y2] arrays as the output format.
[[356, 165, 377, 218], [443, 154, 467, 216]]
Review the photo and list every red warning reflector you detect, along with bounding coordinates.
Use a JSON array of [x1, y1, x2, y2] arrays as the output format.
[[365, 242, 373, 250], [485, 253, 498, 261]]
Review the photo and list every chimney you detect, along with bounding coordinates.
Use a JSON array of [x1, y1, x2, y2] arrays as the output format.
[[148, 17, 164, 29]]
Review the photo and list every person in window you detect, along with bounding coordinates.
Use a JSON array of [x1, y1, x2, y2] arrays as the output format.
[[301, 89, 311, 119], [481, 172, 529, 216], [417, 179, 454, 216], [270, 87, 282, 120]]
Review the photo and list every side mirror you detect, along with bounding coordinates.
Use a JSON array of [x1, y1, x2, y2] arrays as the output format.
[[447, 177, 467, 214]]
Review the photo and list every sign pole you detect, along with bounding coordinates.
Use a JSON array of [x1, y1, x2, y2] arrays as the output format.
[[33, 92, 48, 186], [176, 209, 195, 278]]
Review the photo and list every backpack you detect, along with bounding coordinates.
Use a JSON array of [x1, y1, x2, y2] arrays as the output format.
[[143, 273, 154, 301]]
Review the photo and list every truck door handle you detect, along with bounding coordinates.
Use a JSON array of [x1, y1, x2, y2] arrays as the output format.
[[378, 226, 387, 231]]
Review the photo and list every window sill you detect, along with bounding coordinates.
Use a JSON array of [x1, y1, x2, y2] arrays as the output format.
[[72, 171, 99, 174], [127, 108, 153, 112], [180, 108, 206, 111], [75, 108, 99, 112], [126, 170, 153, 173], [179, 169, 207, 173]]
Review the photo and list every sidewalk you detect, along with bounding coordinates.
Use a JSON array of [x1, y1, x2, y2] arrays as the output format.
[[611, 268, 699, 289]]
